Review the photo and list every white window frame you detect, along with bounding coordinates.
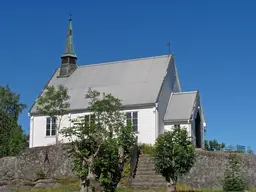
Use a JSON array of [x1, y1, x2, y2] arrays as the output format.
[[174, 124, 180, 129], [46, 117, 57, 137], [126, 111, 138, 131]]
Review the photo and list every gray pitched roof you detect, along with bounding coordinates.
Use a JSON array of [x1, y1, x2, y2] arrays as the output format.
[[164, 91, 198, 122], [30, 55, 172, 114]]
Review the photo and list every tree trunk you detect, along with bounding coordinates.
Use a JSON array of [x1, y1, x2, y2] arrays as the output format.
[[167, 181, 176, 192], [80, 181, 88, 192], [80, 178, 97, 192], [56, 123, 60, 144], [86, 175, 101, 192], [56, 132, 58, 144], [87, 165, 101, 192]]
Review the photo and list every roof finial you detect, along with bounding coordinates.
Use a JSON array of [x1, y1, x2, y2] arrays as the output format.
[[166, 42, 171, 55]]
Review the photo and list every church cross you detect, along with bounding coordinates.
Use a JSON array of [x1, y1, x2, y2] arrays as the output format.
[[166, 42, 171, 55]]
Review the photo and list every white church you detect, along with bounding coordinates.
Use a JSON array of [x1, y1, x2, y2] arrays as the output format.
[[28, 18, 207, 148]]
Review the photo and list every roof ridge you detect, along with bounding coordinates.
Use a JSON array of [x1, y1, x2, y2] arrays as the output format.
[[173, 91, 198, 95], [163, 92, 174, 117], [77, 54, 171, 68]]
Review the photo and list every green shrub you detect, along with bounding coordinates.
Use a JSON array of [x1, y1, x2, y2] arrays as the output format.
[[119, 162, 131, 186], [222, 152, 248, 192], [139, 143, 155, 155], [36, 169, 46, 180], [154, 128, 196, 192]]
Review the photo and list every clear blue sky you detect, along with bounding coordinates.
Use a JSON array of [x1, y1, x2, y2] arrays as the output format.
[[1, 0, 256, 150]]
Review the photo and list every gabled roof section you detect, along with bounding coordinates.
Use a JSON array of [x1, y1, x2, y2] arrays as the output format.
[[30, 55, 172, 114], [164, 91, 198, 122]]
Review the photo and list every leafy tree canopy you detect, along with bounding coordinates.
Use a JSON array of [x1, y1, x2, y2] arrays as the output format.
[[205, 139, 226, 151], [36, 85, 70, 144], [36, 85, 70, 117], [61, 88, 137, 192], [154, 127, 196, 192], [0, 85, 26, 120], [0, 85, 28, 157]]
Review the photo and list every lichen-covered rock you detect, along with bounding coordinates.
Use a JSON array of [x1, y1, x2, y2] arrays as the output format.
[[0, 144, 75, 184], [2, 144, 256, 190], [0, 185, 31, 192], [181, 150, 256, 189], [34, 179, 61, 188]]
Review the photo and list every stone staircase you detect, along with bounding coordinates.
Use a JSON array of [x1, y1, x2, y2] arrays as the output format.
[[131, 154, 166, 189]]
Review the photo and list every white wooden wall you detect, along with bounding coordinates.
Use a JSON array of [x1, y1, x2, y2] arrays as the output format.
[[29, 107, 156, 148]]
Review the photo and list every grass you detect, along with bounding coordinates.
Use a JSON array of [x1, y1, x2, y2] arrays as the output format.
[[10, 179, 256, 192], [12, 178, 80, 192]]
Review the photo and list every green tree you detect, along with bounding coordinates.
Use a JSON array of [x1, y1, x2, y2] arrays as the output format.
[[247, 146, 254, 154], [154, 127, 196, 192], [205, 139, 225, 151], [36, 85, 70, 144], [61, 88, 136, 192], [222, 152, 248, 192], [0, 85, 28, 157], [204, 140, 210, 150]]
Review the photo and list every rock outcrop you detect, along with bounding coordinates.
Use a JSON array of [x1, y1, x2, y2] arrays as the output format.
[[1, 145, 256, 190], [131, 150, 256, 189], [0, 144, 75, 190]]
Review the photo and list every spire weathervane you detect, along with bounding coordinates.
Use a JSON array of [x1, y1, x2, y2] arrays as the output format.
[[69, 13, 72, 20], [166, 42, 171, 55]]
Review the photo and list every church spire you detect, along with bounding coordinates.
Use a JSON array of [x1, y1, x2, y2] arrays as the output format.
[[62, 14, 76, 58], [59, 14, 78, 78]]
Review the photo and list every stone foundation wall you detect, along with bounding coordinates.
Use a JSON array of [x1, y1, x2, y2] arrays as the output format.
[[182, 150, 256, 189], [0, 144, 75, 187], [1, 145, 256, 189]]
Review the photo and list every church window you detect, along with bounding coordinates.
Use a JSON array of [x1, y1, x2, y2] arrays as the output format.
[[46, 117, 57, 136], [126, 111, 138, 131], [84, 114, 96, 126], [174, 124, 180, 129]]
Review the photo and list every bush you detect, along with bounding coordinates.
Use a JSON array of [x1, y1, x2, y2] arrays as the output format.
[[119, 162, 131, 186], [154, 127, 196, 192], [36, 169, 46, 180], [222, 152, 248, 192], [204, 139, 225, 151], [138, 143, 155, 155]]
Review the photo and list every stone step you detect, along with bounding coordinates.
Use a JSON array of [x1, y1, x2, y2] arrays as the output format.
[[138, 158, 154, 162], [137, 164, 155, 168], [132, 181, 166, 185], [139, 154, 152, 157], [132, 176, 165, 183], [138, 159, 154, 163], [131, 182, 166, 188], [138, 157, 154, 162], [130, 186, 165, 190], [136, 167, 156, 172], [138, 156, 154, 161], [135, 170, 158, 175], [131, 154, 167, 189], [138, 161, 154, 165], [137, 164, 155, 169], [139, 156, 154, 160], [133, 174, 164, 179], [137, 163, 154, 166]]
